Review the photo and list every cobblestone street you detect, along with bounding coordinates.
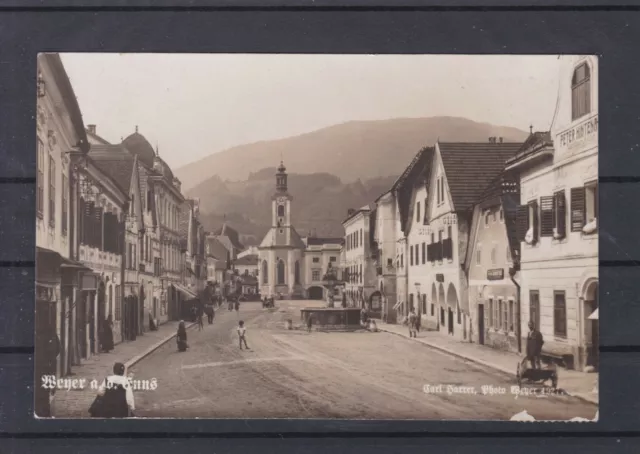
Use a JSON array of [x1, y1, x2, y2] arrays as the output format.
[[113, 300, 597, 420]]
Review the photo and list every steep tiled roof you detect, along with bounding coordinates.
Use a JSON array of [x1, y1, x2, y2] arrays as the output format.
[[439, 141, 523, 213], [505, 132, 553, 167], [215, 223, 245, 251], [233, 254, 259, 266], [397, 146, 434, 234], [305, 237, 345, 246], [88, 145, 136, 194], [122, 130, 156, 168]]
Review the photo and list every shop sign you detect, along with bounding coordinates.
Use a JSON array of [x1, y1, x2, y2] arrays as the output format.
[[487, 269, 504, 281], [436, 274, 445, 283], [557, 114, 598, 151], [81, 273, 98, 290]]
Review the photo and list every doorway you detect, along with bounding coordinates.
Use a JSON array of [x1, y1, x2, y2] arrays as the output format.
[[448, 308, 454, 335], [478, 304, 485, 345]]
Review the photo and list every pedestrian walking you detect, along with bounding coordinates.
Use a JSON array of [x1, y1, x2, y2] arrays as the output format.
[[307, 314, 313, 333], [177, 320, 188, 352], [89, 362, 135, 418], [522, 321, 544, 369], [237, 320, 250, 350], [408, 309, 417, 338], [197, 313, 204, 331]]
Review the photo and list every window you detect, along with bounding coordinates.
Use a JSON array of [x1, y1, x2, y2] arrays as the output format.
[[571, 184, 597, 233], [421, 242, 426, 264], [554, 291, 567, 338], [410, 245, 414, 266], [553, 190, 567, 239], [330, 256, 337, 262], [312, 269, 321, 281], [360, 229, 363, 246], [61, 174, 68, 235], [360, 264, 363, 283], [416, 201, 421, 223], [48, 154, 56, 227], [262, 261, 268, 284], [476, 245, 482, 265], [571, 62, 591, 120], [277, 260, 286, 284], [422, 294, 427, 314], [37, 139, 44, 217], [529, 290, 540, 329], [502, 299, 508, 331], [490, 245, 497, 265], [294, 261, 300, 284], [516, 201, 539, 244], [312, 257, 320, 263], [508, 300, 514, 332], [431, 302, 434, 316], [423, 197, 428, 223], [498, 299, 503, 331], [436, 178, 441, 205], [114, 285, 121, 321], [277, 204, 285, 217], [488, 298, 494, 329]]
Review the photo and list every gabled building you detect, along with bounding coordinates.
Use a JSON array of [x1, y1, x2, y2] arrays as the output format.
[[406, 140, 522, 341], [233, 253, 259, 276], [215, 223, 246, 261], [303, 236, 343, 301], [505, 55, 598, 371], [465, 172, 521, 353]]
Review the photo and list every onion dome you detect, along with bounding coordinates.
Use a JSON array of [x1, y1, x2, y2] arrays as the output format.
[[121, 126, 156, 168]]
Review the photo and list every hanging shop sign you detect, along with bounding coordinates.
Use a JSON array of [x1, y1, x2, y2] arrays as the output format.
[[487, 269, 504, 281]]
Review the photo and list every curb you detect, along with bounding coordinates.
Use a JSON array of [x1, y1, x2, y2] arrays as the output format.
[[378, 327, 599, 406], [125, 322, 197, 369]]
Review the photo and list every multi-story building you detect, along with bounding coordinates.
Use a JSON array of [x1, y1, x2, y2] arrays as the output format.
[[35, 54, 91, 392], [303, 237, 343, 301], [402, 140, 522, 342], [372, 189, 400, 322], [342, 205, 376, 310], [505, 55, 598, 371], [465, 173, 521, 353], [233, 254, 259, 276], [181, 198, 207, 298], [88, 146, 146, 342], [75, 153, 127, 359]]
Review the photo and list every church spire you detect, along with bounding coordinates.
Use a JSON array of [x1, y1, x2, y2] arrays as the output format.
[[276, 160, 288, 193]]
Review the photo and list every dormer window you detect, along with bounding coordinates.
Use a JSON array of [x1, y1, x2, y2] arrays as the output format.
[[572, 62, 591, 121]]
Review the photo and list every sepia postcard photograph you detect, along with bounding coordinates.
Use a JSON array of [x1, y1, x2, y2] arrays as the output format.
[[35, 53, 598, 421]]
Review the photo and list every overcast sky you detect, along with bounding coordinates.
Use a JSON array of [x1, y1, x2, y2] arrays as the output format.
[[61, 53, 561, 169]]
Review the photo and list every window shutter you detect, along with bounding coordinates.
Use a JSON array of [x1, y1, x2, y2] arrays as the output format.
[[530, 200, 539, 243], [515, 205, 529, 241], [540, 196, 554, 237], [555, 191, 567, 238], [570, 187, 586, 231]]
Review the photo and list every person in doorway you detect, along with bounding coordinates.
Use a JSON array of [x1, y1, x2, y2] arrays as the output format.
[[408, 309, 418, 338], [237, 320, 250, 350], [523, 321, 544, 369], [90, 362, 135, 418], [177, 320, 188, 352], [102, 314, 115, 353]]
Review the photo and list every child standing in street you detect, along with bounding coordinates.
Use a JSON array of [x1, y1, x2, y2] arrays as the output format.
[[237, 320, 250, 350]]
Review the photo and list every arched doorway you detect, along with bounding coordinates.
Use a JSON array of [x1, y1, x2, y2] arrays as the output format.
[[369, 291, 382, 318], [584, 279, 599, 369], [446, 283, 458, 335], [308, 286, 324, 300]]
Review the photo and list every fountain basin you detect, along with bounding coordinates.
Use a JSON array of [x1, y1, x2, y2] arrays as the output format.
[[300, 307, 362, 331]]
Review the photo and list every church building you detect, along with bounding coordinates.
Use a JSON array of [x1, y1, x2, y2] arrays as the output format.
[[257, 162, 310, 299]]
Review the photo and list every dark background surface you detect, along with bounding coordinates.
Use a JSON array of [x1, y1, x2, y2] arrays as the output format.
[[0, 2, 639, 450]]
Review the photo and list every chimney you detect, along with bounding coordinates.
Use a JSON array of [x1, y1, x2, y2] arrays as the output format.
[[87, 124, 96, 135]]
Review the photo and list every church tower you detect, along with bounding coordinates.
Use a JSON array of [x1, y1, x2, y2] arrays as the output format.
[[272, 161, 292, 230]]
